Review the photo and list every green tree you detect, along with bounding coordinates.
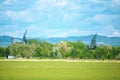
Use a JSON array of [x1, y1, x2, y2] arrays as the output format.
[[112, 46, 120, 59], [53, 41, 72, 58], [115, 53, 120, 60], [8, 43, 36, 58], [68, 41, 87, 59], [34, 41, 53, 58], [0, 47, 6, 57], [27, 39, 39, 44]]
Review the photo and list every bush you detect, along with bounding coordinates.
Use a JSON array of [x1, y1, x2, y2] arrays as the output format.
[[0, 47, 6, 57], [8, 43, 36, 58], [2, 40, 120, 60], [115, 53, 120, 60]]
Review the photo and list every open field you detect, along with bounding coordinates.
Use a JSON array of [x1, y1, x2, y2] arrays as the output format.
[[0, 60, 120, 80]]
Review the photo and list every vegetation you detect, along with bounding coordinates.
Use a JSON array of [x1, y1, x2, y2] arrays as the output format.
[[0, 47, 6, 57], [0, 61, 120, 80], [0, 39, 120, 60]]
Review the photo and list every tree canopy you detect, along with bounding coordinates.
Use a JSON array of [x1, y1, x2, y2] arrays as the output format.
[[0, 40, 120, 60]]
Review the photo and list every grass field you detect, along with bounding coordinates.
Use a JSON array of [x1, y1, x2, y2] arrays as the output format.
[[0, 60, 120, 80]]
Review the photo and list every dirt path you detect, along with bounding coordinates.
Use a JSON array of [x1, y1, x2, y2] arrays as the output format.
[[0, 59, 120, 62]]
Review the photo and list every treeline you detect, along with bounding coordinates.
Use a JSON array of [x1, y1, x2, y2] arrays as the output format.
[[0, 40, 120, 60]]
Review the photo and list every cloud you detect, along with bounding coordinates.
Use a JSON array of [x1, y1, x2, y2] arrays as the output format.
[[93, 14, 111, 24], [106, 25, 120, 37], [45, 29, 78, 37], [27, 25, 88, 38], [2, 0, 17, 5], [91, 0, 100, 3], [0, 25, 18, 32], [97, 25, 120, 37], [35, 0, 68, 9], [112, 0, 120, 6], [88, 14, 120, 25], [34, 0, 58, 11], [27, 25, 48, 37], [0, 25, 27, 37], [56, 0, 68, 7], [3, 31, 21, 38], [113, 31, 120, 37], [44, 28, 93, 37], [0, 0, 120, 37], [5, 10, 32, 22]]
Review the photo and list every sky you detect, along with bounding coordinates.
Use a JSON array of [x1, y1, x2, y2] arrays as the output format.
[[0, 0, 120, 38]]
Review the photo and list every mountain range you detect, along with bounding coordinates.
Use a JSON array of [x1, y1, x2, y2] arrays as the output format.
[[0, 35, 120, 47]]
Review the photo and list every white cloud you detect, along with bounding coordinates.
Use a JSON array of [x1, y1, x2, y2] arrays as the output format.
[[44, 28, 92, 37], [0, 25, 27, 37], [5, 10, 32, 22], [34, 0, 56, 10], [105, 25, 115, 31], [113, 31, 120, 37], [56, 0, 68, 7], [27, 26, 81, 38], [45, 29, 77, 37], [91, 0, 100, 3], [98, 25, 120, 37], [112, 0, 120, 6], [2, 0, 17, 5], [27, 25, 48, 37], [69, 4, 80, 11], [93, 14, 112, 24], [1, 0, 120, 38], [3, 31, 21, 38], [63, 13, 70, 19], [34, 0, 69, 11], [0, 25, 18, 31]]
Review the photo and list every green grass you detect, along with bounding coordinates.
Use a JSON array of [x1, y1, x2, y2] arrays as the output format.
[[0, 60, 120, 80]]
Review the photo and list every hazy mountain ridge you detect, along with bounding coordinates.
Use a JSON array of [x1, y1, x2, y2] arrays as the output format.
[[0, 35, 120, 47], [46, 35, 120, 46]]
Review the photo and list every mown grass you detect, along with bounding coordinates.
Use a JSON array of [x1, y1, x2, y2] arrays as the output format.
[[0, 60, 120, 80]]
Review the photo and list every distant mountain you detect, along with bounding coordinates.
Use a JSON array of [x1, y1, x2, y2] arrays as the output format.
[[45, 35, 120, 46], [0, 36, 12, 47], [0, 35, 12, 42], [0, 35, 120, 47]]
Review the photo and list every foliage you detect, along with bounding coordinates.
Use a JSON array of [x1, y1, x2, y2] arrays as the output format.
[[67, 41, 88, 59], [53, 41, 71, 58], [0, 47, 6, 57], [0, 40, 120, 59], [8, 43, 36, 58], [27, 39, 39, 44], [115, 53, 120, 60], [34, 41, 53, 58]]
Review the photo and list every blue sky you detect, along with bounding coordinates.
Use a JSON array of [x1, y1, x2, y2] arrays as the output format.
[[0, 0, 120, 38]]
